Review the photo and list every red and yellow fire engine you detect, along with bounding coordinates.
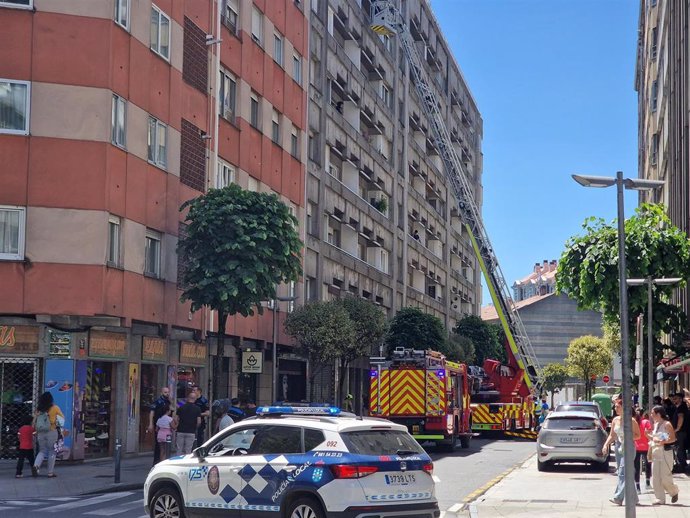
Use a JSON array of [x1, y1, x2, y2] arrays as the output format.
[[369, 347, 473, 450]]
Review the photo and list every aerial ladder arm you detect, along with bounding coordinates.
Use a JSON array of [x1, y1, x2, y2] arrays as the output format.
[[370, 1, 542, 392]]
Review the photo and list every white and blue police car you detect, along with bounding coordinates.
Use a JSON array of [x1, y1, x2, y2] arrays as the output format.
[[144, 406, 439, 518]]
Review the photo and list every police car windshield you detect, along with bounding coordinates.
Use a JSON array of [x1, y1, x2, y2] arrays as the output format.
[[341, 430, 424, 456]]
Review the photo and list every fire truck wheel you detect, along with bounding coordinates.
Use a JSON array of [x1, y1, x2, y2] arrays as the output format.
[[460, 435, 471, 449], [439, 433, 457, 452]]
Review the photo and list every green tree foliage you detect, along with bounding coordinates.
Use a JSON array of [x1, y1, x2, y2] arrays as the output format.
[[440, 334, 476, 364], [541, 363, 569, 408], [557, 204, 690, 363], [565, 335, 612, 400], [454, 315, 506, 365], [602, 321, 620, 356], [335, 297, 388, 402], [284, 301, 356, 401], [384, 307, 446, 355], [178, 184, 303, 402]]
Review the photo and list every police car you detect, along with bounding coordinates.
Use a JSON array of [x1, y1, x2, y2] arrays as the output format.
[[144, 406, 439, 518]]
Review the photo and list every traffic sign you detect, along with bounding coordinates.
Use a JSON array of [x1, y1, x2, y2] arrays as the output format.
[[603, 375, 610, 384]]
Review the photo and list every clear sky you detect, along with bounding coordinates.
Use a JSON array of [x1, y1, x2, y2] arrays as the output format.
[[428, 0, 641, 305]]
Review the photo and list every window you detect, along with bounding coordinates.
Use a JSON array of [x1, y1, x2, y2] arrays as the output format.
[[307, 202, 317, 235], [145, 229, 162, 277], [150, 5, 170, 60], [651, 27, 658, 60], [379, 83, 391, 107], [107, 216, 121, 265], [379, 249, 389, 274], [250, 93, 260, 129], [290, 126, 299, 157], [111, 95, 126, 148], [0, 80, 30, 135], [217, 160, 235, 188], [0, 206, 25, 261], [222, 0, 239, 34], [274, 33, 284, 66], [380, 34, 392, 52], [651, 79, 658, 112], [304, 428, 325, 450], [288, 281, 296, 312], [271, 109, 280, 144], [292, 53, 302, 84], [251, 6, 263, 45], [305, 276, 317, 301], [114, 0, 130, 29], [310, 0, 319, 14], [148, 117, 167, 168], [308, 131, 320, 163], [248, 425, 302, 455], [0, 0, 31, 8], [651, 133, 659, 166], [219, 69, 236, 121]]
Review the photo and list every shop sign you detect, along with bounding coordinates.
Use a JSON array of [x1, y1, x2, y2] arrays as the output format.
[[48, 330, 72, 357], [142, 337, 167, 362], [89, 331, 127, 359], [0, 326, 39, 354], [241, 350, 263, 374], [180, 341, 207, 366]]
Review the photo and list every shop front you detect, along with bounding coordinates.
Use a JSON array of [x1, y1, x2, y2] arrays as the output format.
[[657, 353, 690, 396], [177, 341, 207, 407], [278, 355, 307, 403], [138, 337, 167, 453], [0, 325, 40, 459]]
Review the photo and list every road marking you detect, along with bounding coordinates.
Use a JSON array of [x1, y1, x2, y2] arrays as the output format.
[[433, 475, 442, 483], [84, 499, 144, 516], [2, 501, 40, 506], [462, 464, 520, 504], [42, 492, 134, 512], [447, 503, 464, 513]]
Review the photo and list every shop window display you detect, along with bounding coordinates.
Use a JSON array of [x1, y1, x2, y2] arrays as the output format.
[[139, 364, 159, 451], [83, 362, 113, 457]]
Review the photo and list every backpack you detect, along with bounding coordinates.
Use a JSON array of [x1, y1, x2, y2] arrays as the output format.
[[35, 412, 51, 433]]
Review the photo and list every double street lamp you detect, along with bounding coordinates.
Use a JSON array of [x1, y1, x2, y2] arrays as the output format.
[[626, 277, 682, 418], [272, 295, 298, 404], [572, 172, 665, 518]]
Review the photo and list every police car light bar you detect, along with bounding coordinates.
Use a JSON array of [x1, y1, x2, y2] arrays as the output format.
[[256, 406, 342, 416]]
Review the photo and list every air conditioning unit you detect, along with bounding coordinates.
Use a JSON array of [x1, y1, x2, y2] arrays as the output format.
[[451, 295, 460, 311], [451, 286, 458, 294]]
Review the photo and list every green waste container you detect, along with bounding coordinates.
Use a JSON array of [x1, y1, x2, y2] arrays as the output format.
[[592, 393, 613, 420]]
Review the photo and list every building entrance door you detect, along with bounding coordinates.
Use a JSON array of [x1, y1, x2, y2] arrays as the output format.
[[0, 358, 39, 459]]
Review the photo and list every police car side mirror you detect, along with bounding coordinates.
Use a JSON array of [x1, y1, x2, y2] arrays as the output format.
[[194, 446, 207, 460]]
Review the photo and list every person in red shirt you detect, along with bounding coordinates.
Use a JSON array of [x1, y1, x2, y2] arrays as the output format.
[[16, 415, 37, 478], [635, 407, 653, 492]]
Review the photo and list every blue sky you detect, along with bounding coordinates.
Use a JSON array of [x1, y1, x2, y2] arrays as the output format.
[[428, 0, 640, 304]]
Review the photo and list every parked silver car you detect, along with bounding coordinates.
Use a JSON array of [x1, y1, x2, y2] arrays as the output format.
[[536, 410, 609, 472], [554, 401, 608, 430]]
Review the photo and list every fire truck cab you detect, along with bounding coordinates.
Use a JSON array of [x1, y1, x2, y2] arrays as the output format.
[[369, 347, 473, 450]]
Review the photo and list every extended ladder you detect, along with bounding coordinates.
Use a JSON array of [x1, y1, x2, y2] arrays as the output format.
[[370, 1, 542, 392]]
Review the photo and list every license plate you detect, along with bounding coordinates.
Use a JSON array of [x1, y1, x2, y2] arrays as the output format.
[[412, 425, 421, 433], [560, 436, 583, 444], [385, 474, 416, 485]]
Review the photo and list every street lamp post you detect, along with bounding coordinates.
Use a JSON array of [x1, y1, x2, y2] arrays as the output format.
[[272, 295, 298, 404], [626, 277, 682, 416], [572, 171, 664, 518]]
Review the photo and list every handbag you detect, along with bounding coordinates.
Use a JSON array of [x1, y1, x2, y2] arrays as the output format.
[[664, 442, 676, 451]]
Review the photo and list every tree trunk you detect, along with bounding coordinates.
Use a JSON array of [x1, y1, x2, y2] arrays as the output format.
[[550, 391, 555, 410], [214, 309, 226, 433]]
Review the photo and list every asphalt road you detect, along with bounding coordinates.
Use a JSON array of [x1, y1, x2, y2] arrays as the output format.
[[0, 436, 536, 517], [427, 435, 536, 513]]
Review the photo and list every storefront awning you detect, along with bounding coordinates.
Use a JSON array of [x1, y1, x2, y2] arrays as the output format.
[[657, 352, 690, 374]]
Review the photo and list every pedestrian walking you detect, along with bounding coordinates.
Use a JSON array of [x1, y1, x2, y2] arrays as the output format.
[[602, 397, 640, 506], [174, 393, 201, 455], [191, 385, 210, 447], [634, 408, 652, 492], [147, 386, 171, 465], [15, 415, 36, 478], [156, 407, 176, 462], [33, 391, 63, 478], [671, 392, 689, 472], [649, 405, 680, 505]]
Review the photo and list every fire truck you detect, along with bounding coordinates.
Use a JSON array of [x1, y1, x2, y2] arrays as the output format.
[[470, 359, 535, 438], [369, 348, 473, 450]]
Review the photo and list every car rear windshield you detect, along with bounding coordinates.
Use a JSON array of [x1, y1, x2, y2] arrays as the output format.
[[557, 405, 599, 415], [340, 430, 424, 455], [545, 418, 598, 430]]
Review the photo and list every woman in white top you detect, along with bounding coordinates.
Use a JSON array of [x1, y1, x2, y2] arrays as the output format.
[[648, 405, 679, 505], [602, 398, 640, 505]]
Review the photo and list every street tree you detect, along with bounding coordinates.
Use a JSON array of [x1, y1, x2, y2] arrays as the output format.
[[454, 315, 506, 365], [384, 307, 446, 355], [442, 334, 476, 364], [178, 184, 302, 405], [541, 363, 569, 409], [284, 301, 356, 402], [565, 335, 612, 400], [335, 297, 388, 404], [557, 204, 690, 365]]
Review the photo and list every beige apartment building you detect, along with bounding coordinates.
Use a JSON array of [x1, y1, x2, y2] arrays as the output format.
[[305, 0, 484, 400]]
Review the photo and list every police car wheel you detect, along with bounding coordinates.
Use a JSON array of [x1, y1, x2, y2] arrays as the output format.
[[150, 487, 185, 518], [287, 497, 325, 518]]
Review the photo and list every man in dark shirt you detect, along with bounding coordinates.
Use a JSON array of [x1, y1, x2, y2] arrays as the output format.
[[191, 385, 210, 447], [147, 386, 171, 465], [174, 393, 201, 455], [672, 392, 688, 472], [228, 398, 246, 421]]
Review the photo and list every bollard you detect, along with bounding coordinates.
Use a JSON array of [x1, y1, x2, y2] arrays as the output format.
[[114, 438, 122, 484]]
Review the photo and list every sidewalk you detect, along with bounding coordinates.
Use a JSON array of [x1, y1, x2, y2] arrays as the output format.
[[466, 455, 690, 517], [0, 454, 152, 499]]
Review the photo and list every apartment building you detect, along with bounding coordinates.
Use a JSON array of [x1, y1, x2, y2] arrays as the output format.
[[305, 0, 483, 401], [0, 0, 307, 459], [636, 0, 690, 387]]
